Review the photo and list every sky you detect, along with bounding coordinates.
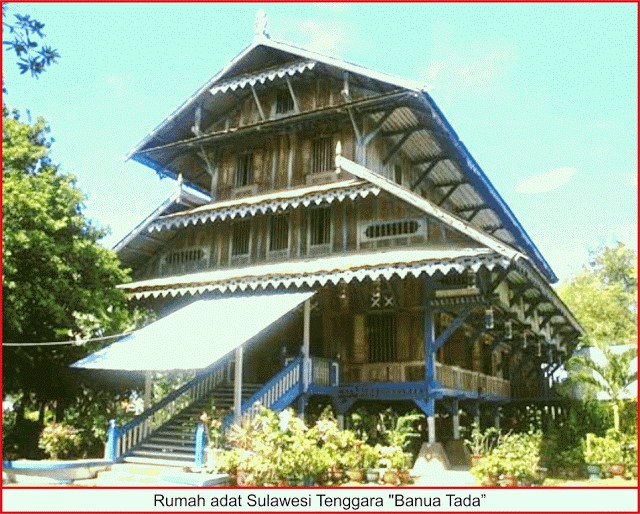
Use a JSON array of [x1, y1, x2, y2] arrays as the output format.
[[3, 2, 637, 283]]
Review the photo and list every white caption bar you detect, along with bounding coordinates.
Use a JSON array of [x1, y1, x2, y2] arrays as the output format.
[[3, 487, 638, 513]]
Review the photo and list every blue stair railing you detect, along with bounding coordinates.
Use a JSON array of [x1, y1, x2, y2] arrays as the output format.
[[105, 355, 234, 461]]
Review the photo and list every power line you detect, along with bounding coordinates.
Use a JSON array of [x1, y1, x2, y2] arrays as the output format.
[[2, 330, 135, 347]]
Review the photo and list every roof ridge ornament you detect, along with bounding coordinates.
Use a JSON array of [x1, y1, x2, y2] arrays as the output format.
[[254, 9, 270, 41]]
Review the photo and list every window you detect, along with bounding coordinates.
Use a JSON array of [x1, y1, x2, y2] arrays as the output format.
[[394, 164, 403, 185], [268, 212, 290, 252], [311, 136, 334, 174], [231, 219, 251, 256], [276, 89, 294, 114], [160, 248, 209, 275], [309, 206, 331, 246], [234, 153, 253, 188], [363, 219, 421, 240], [164, 248, 205, 266], [367, 313, 397, 363]]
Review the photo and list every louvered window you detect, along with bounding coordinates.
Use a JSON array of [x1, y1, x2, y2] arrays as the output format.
[[234, 153, 253, 188], [368, 313, 397, 363], [276, 89, 294, 114], [362, 219, 424, 241], [311, 136, 334, 174], [269, 212, 290, 253], [309, 206, 331, 246], [231, 219, 251, 256]]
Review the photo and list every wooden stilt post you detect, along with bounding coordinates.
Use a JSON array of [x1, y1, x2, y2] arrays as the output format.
[[452, 399, 460, 440]]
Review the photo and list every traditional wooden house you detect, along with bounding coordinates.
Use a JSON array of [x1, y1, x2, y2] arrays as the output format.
[[73, 16, 582, 466]]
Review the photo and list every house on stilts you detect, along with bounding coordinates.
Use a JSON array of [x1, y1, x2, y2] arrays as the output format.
[[73, 15, 582, 467]]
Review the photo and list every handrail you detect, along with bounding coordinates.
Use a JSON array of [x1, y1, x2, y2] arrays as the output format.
[[106, 354, 234, 461], [223, 356, 303, 429]]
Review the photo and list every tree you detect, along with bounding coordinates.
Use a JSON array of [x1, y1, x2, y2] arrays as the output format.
[[2, 4, 59, 83], [2, 108, 133, 421], [559, 243, 638, 431], [565, 342, 637, 432], [559, 243, 637, 347]]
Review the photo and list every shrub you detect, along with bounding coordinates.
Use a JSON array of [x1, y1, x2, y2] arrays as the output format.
[[38, 422, 84, 459]]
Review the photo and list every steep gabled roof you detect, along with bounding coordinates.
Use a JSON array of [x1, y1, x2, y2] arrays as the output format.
[[114, 184, 210, 268], [125, 34, 557, 283]]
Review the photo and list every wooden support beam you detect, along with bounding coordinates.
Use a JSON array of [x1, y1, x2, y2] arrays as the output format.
[[382, 129, 417, 166], [489, 266, 513, 293], [250, 84, 266, 121], [434, 307, 473, 350], [433, 179, 469, 189], [411, 155, 447, 190], [509, 286, 530, 306], [436, 184, 459, 206], [284, 76, 301, 113], [362, 109, 395, 146], [524, 299, 542, 319]]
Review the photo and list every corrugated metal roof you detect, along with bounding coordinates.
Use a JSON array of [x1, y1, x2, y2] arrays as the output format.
[[150, 180, 379, 232], [120, 247, 505, 299]]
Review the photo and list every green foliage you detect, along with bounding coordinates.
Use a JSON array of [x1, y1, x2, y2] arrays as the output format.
[[565, 342, 637, 430], [464, 423, 501, 456], [583, 431, 624, 467], [471, 431, 543, 483], [559, 243, 637, 347], [377, 408, 424, 449], [38, 422, 83, 460], [2, 109, 135, 413], [2, 5, 59, 83]]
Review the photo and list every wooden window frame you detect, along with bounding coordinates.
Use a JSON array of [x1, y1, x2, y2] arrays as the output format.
[[229, 218, 252, 265], [307, 205, 333, 256], [266, 211, 291, 260]]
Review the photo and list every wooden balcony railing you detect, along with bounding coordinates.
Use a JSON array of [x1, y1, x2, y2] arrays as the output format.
[[346, 361, 511, 399]]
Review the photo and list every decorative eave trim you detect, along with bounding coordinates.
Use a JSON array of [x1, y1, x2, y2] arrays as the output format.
[[122, 252, 510, 300], [149, 181, 380, 233], [335, 153, 524, 263], [209, 60, 316, 95]]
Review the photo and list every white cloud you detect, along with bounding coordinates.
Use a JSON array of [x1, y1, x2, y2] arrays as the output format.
[[294, 20, 350, 56], [420, 35, 515, 96], [514, 167, 577, 194]]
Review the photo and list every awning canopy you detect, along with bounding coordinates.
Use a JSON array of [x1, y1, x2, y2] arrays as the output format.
[[71, 291, 313, 372]]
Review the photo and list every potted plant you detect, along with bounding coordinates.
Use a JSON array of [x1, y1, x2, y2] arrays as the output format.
[[464, 423, 500, 466], [469, 453, 501, 486], [362, 444, 381, 483]]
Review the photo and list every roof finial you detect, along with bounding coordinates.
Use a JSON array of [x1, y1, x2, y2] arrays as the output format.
[[254, 9, 270, 40]]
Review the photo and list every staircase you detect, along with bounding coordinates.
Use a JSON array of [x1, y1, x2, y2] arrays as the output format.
[[123, 383, 261, 466]]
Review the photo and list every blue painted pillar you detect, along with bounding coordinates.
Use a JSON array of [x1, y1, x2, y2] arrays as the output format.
[[423, 278, 435, 385], [194, 422, 207, 467], [105, 419, 120, 461]]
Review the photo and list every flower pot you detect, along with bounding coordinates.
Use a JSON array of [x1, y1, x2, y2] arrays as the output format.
[[585, 464, 601, 480], [609, 463, 625, 478], [366, 469, 380, 483], [382, 469, 400, 485], [398, 469, 411, 484], [346, 469, 363, 483], [236, 469, 248, 487], [501, 474, 518, 487], [471, 454, 482, 467], [481, 473, 498, 487]]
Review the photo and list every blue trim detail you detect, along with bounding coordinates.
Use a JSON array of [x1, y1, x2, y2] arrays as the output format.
[[194, 422, 207, 467], [421, 91, 557, 283], [105, 419, 119, 462]]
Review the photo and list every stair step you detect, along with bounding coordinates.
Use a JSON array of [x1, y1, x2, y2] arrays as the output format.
[[128, 450, 195, 461], [140, 442, 195, 451], [122, 456, 195, 467], [147, 436, 194, 444]]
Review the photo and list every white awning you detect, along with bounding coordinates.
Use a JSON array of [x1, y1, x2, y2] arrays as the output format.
[[71, 291, 313, 372]]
